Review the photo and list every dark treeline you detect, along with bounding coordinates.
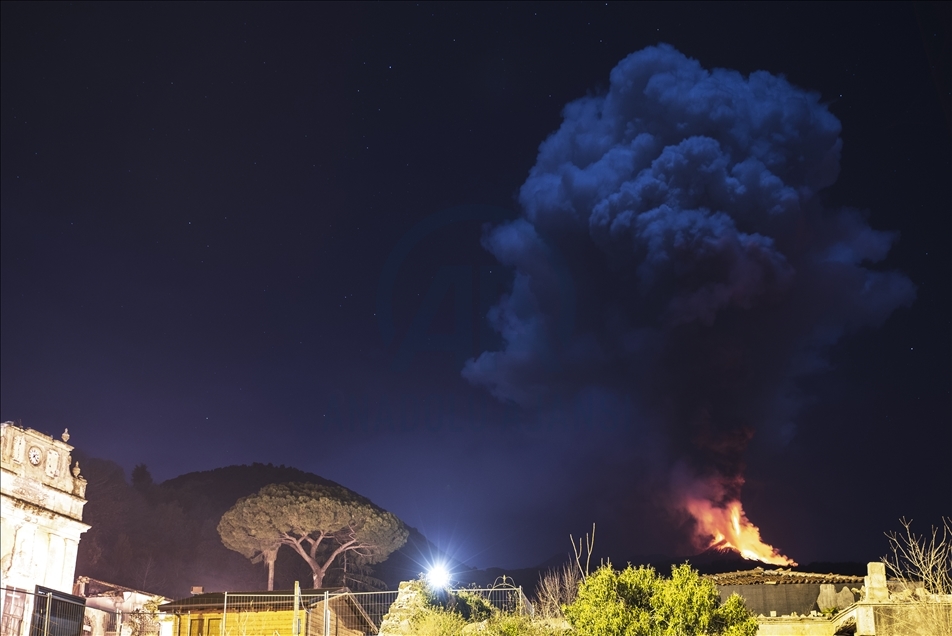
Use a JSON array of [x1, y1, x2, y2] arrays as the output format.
[[72, 455, 444, 598]]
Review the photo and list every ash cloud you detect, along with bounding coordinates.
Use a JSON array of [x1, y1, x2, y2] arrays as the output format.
[[464, 45, 914, 508]]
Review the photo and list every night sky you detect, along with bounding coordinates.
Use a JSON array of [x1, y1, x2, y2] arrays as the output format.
[[2, 2, 949, 572]]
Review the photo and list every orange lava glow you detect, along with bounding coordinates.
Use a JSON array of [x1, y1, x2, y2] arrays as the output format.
[[684, 497, 797, 566]]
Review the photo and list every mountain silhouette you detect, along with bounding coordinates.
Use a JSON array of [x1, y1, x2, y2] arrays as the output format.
[[73, 455, 866, 600], [74, 456, 461, 598]]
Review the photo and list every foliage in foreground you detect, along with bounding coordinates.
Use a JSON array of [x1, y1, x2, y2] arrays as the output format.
[[412, 611, 569, 636], [402, 580, 570, 636], [884, 516, 952, 596], [882, 517, 952, 636], [534, 562, 581, 619], [564, 563, 758, 636], [397, 561, 755, 635]]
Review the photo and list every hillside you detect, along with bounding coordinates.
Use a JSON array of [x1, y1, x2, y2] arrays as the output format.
[[73, 456, 459, 598], [73, 456, 866, 600]]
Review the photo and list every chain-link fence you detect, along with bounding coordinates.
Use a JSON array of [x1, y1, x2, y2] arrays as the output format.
[[1, 586, 88, 636], [341, 591, 400, 630], [450, 586, 533, 616], [0, 586, 165, 636], [4, 584, 533, 636], [158, 585, 531, 636], [160, 590, 397, 636]]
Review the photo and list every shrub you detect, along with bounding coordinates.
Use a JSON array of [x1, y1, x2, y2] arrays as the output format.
[[534, 562, 581, 619], [482, 613, 569, 635], [452, 590, 496, 622], [565, 563, 758, 636], [409, 610, 468, 636]]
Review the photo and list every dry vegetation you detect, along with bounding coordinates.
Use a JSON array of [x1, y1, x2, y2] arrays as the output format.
[[883, 517, 952, 636], [533, 563, 581, 620]]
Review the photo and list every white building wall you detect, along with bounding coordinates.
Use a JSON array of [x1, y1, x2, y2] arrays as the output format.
[[0, 422, 90, 597]]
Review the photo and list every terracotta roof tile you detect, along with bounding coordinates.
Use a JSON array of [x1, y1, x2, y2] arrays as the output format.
[[703, 568, 865, 586]]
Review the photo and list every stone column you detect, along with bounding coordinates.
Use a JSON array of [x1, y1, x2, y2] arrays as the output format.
[[62, 537, 80, 591], [46, 531, 66, 590], [864, 562, 889, 602], [31, 525, 52, 589], [0, 518, 16, 580], [14, 520, 39, 586]]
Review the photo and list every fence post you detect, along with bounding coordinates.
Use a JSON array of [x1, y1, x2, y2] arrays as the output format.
[[293, 583, 300, 636], [221, 592, 227, 636], [42, 592, 52, 636], [323, 591, 329, 636]]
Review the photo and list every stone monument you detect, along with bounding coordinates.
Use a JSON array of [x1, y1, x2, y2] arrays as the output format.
[[0, 421, 91, 633]]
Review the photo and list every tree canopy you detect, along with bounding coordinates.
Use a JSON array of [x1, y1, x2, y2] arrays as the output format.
[[217, 482, 408, 589], [564, 563, 758, 636]]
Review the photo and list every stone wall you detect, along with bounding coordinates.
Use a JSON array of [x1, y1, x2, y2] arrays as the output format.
[[872, 602, 952, 636], [718, 583, 859, 616], [377, 580, 430, 636]]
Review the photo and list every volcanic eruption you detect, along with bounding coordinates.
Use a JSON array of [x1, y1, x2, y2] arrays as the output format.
[[680, 475, 796, 566], [464, 45, 914, 561]]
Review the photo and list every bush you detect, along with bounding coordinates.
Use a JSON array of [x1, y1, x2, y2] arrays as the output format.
[[409, 610, 468, 636], [452, 590, 496, 622], [482, 613, 569, 636], [565, 563, 758, 636], [396, 579, 570, 636], [534, 563, 581, 619]]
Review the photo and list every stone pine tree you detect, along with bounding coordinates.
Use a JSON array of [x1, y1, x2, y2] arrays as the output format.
[[217, 503, 283, 590], [217, 482, 408, 589]]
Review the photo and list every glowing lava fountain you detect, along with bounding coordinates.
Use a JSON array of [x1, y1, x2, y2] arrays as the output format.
[[685, 497, 797, 566]]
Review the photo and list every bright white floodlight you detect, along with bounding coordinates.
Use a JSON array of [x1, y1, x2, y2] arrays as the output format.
[[426, 564, 451, 588]]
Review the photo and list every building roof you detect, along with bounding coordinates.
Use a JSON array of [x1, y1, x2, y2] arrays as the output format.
[[704, 568, 865, 586], [76, 576, 169, 601]]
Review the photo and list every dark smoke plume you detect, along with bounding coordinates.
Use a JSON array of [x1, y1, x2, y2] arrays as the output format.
[[463, 45, 914, 557]]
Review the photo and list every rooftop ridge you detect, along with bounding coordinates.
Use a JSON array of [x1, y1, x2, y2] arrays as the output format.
[[704, 568, 865, 585]]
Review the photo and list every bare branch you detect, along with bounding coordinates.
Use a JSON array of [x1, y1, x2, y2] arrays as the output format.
[[883, 517, 952, 595], [534, 561, 581, 619], [570, 523, 596, 579], [882, 517, 952, 636]]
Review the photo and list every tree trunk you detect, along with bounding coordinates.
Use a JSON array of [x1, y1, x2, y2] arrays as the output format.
[[283, 533, 352, 589], [311, 567, 325, 588], [262, 546, 279, 591]]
